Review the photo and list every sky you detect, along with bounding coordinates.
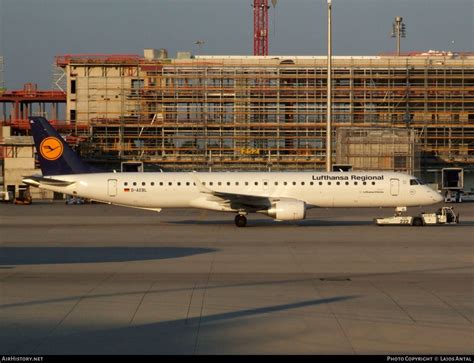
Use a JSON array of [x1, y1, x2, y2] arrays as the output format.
[[0, 0, 473, 89]]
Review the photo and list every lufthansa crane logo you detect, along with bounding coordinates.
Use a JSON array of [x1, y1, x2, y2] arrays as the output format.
[[39, 137, 64, 161]]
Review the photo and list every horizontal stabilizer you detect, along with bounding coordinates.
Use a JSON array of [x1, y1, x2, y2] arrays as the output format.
[[22, 175, 75, 188]]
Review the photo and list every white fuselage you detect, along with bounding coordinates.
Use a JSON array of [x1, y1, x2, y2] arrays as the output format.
[[32, 171, 442, 214]]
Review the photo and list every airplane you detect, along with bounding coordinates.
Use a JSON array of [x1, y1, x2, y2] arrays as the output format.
[[23, 117, 443, 227]]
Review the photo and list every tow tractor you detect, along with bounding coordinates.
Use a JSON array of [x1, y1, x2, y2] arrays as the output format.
[[375, 206, 459, 226]]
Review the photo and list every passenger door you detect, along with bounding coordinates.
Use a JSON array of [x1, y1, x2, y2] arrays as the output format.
[[390, 178, 399, 196]]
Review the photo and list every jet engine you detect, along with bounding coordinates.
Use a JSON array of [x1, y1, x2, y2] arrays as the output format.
[[267, 200, 306, 221]]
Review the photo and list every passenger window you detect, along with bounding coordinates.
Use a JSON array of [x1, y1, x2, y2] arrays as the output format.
[[133, 182, 137, 186], [254, 181, 258, 186], [235, 182, 239, 186], [160, 182, 163, 186], [336, 182, 340, 185], [275, 181, 278, 186], [345, 181, 349, 185], [227, 182, 231, 186], [186, 182, 190, 186], [151, 182, 155, 186], [363, 182, 366, 185], [328, 182, 331, 186], [319, 182, 322, 186], [218, 182, 222, 186], [177, 182, 181, 186], [203, 182, 206, 186], [142, 182, 146, 186], [292, 182, 296, 186], [354, 182, 358, 185], [168, 182, 172, 186], [264, 181, 268, 186], [245, 182, 249, 186], [284, 182, 287, 186], [372, 181, 375, 185], [209, 182, 213, 186], [124, 182, 128, 186], [310, 181, 314, 186]]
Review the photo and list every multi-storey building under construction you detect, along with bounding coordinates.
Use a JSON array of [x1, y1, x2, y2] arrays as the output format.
[[34, 51, 474, 182]]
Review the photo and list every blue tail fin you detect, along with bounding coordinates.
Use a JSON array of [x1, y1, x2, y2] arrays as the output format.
[[29, 117, 92, 175]]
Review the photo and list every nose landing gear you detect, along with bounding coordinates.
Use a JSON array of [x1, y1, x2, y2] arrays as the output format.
[[234, 214, 247, 227]]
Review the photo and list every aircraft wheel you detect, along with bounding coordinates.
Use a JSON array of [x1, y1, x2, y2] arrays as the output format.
[[413, 217, 423, 227], [234, 214, 247, 227]]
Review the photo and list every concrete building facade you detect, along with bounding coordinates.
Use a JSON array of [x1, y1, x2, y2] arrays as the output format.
[[0, 126, 53, 200]]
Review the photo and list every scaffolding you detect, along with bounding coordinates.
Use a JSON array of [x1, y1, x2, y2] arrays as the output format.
[[336, 128, 420, 175], [0, 83, 66, 126], [56, 53, 474, 171], [52, 63, 67, 93]]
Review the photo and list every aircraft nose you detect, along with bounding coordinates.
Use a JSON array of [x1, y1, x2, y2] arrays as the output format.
[[425, 186, 443, 204], [429, 188, 443, 203], [435, 191, 444, 203]]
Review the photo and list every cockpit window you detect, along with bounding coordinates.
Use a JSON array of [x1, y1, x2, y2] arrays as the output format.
[[410, 178, 425, 185]]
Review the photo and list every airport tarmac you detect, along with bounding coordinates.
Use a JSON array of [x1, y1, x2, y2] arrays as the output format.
[[0, 202, 473, 355]]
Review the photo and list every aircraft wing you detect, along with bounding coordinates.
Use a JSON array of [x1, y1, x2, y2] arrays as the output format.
[[190, 173, 274, 210], [211, 190, 272, 210]]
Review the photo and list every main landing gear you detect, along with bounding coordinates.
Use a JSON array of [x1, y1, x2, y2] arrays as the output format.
[[234, 214, 247, 227]]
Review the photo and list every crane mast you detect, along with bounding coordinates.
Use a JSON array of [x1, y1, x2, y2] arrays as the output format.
[[253, 0, 269, 56]]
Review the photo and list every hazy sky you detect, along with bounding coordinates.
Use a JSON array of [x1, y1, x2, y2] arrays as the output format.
[[0, 0, 472, 89]]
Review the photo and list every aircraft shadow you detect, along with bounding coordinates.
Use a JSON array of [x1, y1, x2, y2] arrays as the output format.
[[12, 295, 357, 354], [170, 219, 371, 227], [1, 265, 471, 311], [0, 247, 215, 266], [456, 221, 474, 226], [170, 218, 474, 227]]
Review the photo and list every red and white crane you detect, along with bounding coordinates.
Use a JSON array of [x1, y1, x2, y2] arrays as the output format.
[[253, 0, 277, 56]]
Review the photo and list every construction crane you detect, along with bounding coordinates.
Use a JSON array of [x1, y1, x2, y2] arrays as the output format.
[[253, 0, 277, 56]]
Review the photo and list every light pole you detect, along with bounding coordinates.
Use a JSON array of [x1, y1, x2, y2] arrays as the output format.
[[194, 40, 206, 55], [326, 0, 332, 172], [391, 17, 406, 56]]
